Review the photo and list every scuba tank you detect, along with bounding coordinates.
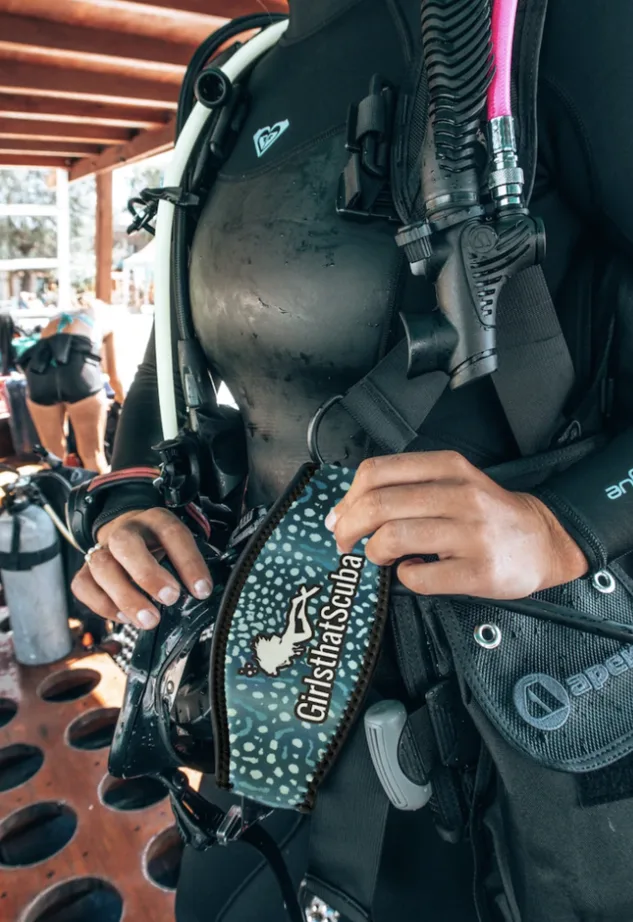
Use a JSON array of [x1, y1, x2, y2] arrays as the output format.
[[0, 477, 72, 665]]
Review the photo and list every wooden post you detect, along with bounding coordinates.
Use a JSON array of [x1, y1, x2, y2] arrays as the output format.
[[96, 171, 113, 303], [56, 168, 71, 309]]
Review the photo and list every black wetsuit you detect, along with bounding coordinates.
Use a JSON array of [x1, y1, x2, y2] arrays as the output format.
[[22, 334, 103, 406], [109, 1, 633, 918]]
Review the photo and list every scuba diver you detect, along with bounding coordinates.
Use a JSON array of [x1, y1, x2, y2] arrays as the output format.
[[21, 297, 124, 473], [69, 0, 633, 920]]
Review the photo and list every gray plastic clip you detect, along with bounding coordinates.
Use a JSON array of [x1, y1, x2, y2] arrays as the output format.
[[364, 700, 433, 811]]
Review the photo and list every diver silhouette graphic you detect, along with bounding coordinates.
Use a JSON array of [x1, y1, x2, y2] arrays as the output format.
[[249, 584, 321, 677]]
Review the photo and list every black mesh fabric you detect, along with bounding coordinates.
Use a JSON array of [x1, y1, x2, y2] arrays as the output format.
[[435, 570, 633, 772]]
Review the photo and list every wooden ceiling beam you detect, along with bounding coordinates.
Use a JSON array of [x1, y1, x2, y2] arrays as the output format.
[[0, 60, 179, 107], [0, 119, 132, 144], [0, 93, 168, 127], [0, 155, 72, 169], [70, 120, 175, 182], [76, 0, 286, 17], [0, 13, 200, 70], [0, 139, 102, 157]]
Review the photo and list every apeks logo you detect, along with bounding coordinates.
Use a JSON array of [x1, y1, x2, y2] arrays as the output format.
[[605, 467, 633, 500], [239, 555, 365, 725], [514, 645, 633, 730], [253, 119, 289, 158]]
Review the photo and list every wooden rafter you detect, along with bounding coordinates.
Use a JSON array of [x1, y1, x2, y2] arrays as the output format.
[[0, 139, 102, 157], [0, 119, 133, 144], [0, 13, 199, 69], [69, 121, 175, 182], [0, 94, 168, 128], [0, 0, 288, 178], [65, 0, 286, 17], [0, 60, 179, 107], [0, 155, 72, 168]]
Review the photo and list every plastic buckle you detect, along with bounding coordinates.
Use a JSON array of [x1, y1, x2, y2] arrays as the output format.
[[337, 74, 398, 224], [126, 187, 200, 236], [153, 430, 203, 508], [216, 799, 271, 846], [208, 82, 249, 164]]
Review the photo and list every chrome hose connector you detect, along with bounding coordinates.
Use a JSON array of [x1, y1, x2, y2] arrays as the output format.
[[488, 116, 524, 209]]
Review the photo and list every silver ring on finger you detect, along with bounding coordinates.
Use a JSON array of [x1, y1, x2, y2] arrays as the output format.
[[84, 543, 104, 566]]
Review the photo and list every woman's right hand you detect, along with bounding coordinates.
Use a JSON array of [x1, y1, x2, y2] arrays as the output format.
[[71, 508, 213, 631]]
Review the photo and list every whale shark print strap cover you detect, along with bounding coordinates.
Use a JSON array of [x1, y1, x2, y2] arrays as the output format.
[[210, 463, 390, 811]]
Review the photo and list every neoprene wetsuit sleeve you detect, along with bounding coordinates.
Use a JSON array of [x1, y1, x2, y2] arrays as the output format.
[[97, 315, 187, 520], [531, 429, 633, 572], [529, 1, 633, 571]]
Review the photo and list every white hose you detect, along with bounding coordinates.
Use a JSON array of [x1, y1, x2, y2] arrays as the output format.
[[154, 19, 289, 440], [43, 502, 82, 551]]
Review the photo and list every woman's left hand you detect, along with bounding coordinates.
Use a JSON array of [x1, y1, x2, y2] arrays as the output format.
[[326, 451, 589, 599]]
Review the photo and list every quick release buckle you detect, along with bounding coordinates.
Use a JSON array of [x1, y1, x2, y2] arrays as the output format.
[[337, 74, 399, 224]]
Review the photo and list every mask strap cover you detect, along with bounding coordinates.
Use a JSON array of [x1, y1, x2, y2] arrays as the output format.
[[210, 463, 390, 811]]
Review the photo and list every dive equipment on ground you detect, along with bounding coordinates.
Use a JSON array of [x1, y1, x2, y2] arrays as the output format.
[[0, 476, 72, 665]]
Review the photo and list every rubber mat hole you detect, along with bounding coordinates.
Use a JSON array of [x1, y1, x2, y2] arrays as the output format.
[[38, 669, 100, 703], [0, 744, 44, 792], [66, 708, 119, 751], [100, 774, 167, 812], [21, 877, 123, 922], [144, 826, 184, 891], [0, 698, 17, 728], [0, 802, 76, 866]]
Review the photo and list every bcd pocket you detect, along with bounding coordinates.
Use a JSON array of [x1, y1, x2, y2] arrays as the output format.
[[435, 564, 633, 922]]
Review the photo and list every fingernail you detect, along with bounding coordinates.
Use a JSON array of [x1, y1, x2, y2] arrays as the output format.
[[325, 509, 337, 531], [194, 579, 212, 600], [137, 609, 160, 630], [158, 586, 180, 606], [117, 612, 130, 624], [336, 543, 344, 555]]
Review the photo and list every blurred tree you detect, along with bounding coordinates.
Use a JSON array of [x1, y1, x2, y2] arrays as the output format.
[[0, 156, 167, 299]]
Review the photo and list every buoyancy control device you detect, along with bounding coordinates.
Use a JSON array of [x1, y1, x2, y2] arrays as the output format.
[[67, 3, 633, 921]]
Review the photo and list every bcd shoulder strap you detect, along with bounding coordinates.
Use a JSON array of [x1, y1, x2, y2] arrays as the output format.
[[307, 4, 559, 921], [346, 0, 573, 461]]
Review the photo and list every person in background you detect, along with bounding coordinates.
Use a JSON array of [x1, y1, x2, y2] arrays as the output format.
[[20, 295, 124, 473]]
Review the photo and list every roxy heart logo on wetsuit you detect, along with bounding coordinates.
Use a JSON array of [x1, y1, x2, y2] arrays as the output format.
[[253, 119, 289, 157], [238, 554, 366, 724]]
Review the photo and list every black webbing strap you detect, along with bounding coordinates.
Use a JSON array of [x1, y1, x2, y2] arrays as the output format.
[[341, 267, 575, 458], [341, 339, 449, 453], [242, 824, 305, 922], [0, 514, 60, 572], [512, 0, 549, 203], [493, 266, 575, 456], [304, 705, 391, 922]]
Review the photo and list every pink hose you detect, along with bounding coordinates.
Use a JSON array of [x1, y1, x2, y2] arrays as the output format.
[[488, 0, 519, 119]]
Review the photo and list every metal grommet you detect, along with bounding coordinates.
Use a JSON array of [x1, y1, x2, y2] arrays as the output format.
[[474, 623, 502, 650], [307, 394, 344, 465], [592, 569, 616, 594]]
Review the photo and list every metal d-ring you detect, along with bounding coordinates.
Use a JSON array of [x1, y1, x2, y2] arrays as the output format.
[[307, 394, 344, 465], [474, 623, 502, 650], [592, 569, 616, 594]]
